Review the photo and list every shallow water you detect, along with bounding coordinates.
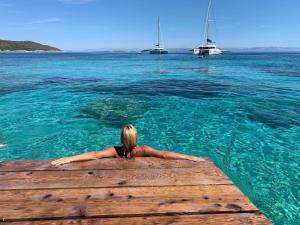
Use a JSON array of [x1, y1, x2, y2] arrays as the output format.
[[0, 52, 299, 224]]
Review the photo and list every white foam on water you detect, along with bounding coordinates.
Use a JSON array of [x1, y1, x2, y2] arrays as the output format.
[[0, 144, 7, 149]]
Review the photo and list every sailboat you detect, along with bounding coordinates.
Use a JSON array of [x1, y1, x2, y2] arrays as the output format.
[[142, 17, 168, 54], [194, 0, 222, 55]]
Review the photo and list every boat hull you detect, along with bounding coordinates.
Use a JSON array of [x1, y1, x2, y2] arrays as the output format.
[[150, 49, 169, 54], [193, 48, 222, 55]]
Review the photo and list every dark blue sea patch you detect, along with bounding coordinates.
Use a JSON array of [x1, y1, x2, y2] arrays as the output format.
[[0, 83, 38, 96], [40, 76, 102, 86], [261, 64, 300, 77], [0, 76, 103, 96], [241, 99, 300, 128], [175, 66, 218, 75], [80, 96, 150, 128], [125, 79, 232, 99], [71, 79, 233, 99], [72, 79, 234, 99], [144, 70, 170, 75]]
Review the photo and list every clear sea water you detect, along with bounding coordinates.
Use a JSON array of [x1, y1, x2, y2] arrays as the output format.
[[0, 52, 299, 224]]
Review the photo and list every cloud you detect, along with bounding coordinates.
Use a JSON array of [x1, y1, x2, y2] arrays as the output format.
[[59, 0, 96, 4], [26, 18, 62, 25]]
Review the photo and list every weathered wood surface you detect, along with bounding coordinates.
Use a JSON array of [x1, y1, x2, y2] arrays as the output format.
[[1, 214, 271, 225], [0, 158, 211, 171], [0, 186, 256, 220], [0, 167, 232, 190], [0, 158, 272, 224]]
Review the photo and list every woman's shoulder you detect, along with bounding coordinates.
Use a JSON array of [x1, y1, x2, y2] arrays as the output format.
[[131, 145, 146, 156], [134, 145, 151, 151]]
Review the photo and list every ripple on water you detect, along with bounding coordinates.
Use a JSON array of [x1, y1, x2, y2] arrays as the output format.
[[0, 83, 38, 96], [260, 64, 300, 77], [126, 79, 232, 99], [0, 76, 103, 96], [77, 79, 234, 99], [144, 70, 170, 75], [240, 99, 300, 128], [40, 76, 102, 86]]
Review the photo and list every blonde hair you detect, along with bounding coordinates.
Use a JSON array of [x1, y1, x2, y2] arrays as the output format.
[[121, 124, 138, 155]]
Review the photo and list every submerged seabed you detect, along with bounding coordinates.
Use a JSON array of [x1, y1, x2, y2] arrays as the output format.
[[0, 52, 299, 224]]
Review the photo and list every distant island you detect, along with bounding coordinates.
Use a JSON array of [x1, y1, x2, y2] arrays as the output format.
[[0, 40, 61, 52]]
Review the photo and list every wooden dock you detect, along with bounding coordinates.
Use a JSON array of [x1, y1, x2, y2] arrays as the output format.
[[0, 158, 272, 224]]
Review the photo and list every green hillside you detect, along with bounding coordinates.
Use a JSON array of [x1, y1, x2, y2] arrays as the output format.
[[0, 40, 61, 51]]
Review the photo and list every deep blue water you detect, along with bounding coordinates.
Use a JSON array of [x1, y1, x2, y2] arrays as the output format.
[[0, 52, 299, 224]]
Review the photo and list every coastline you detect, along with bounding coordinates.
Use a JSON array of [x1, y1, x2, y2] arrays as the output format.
[[0, 50, 62, 53]]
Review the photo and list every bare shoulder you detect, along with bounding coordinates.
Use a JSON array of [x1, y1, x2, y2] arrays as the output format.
[[132, 145, 148, 157]]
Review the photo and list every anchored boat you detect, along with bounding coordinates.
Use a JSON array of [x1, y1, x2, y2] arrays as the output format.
[[142, 17, 168, 54], [194, 0, 222, 56]]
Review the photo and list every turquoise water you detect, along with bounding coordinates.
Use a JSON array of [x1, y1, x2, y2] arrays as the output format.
[[0, 52, 299, 224]]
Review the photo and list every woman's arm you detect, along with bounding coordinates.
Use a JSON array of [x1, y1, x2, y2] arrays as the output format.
[[141, 146, 205, 162], [51, 147, 116, 166]]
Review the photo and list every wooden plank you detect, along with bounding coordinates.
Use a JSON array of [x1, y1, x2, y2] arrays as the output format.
[[0, 185, 258, 221], [0, 158, 211, 172], [0, 167, 232, 190], [0, 213, 272, 225]]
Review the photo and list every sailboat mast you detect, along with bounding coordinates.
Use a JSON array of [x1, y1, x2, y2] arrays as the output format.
[[203, 0, 212, 45], [157, 16, 160, 47]]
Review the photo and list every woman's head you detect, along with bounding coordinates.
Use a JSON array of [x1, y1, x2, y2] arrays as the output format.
[[121, 124, 138, 152]]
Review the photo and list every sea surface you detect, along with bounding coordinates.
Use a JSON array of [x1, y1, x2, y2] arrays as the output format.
[[0, 52, 299, 224]]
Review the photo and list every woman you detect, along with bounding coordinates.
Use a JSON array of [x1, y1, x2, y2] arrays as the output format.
[[51, 124, 204, 166]]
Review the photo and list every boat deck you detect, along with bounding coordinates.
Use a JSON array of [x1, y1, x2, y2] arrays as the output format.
[[0, 158, 272, 224]]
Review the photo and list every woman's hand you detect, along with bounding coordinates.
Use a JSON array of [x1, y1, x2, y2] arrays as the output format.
[[51, 157, 71, 166], [189, 156, 206, 162]]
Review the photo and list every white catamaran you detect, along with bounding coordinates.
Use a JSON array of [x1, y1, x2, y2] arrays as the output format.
[[142, 17, 168, 54], [194, 0, 222, 56]]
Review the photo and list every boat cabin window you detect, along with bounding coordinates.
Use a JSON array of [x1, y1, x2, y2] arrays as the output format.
[[202, 46, 216, 50]]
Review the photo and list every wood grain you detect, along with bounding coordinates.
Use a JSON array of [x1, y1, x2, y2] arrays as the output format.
[[0, 167, 231, 190], [0, 158, 272, 224], [0, 185, 257, 221], [0, 158, 211, 171], [0, 213, 272, 225]]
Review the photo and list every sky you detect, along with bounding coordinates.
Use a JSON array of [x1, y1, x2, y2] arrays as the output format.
[[0, 0, 300, 50]]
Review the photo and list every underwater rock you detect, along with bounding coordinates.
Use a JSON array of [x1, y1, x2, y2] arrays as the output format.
[[144, 70, 170, 75], [126, 79, 232, 99], [70, 79, 232, 99], [41, 77, 102, 86], [81, 96, 150, 128], [0, 77, 103, 96], [0, 83, 39, 95], [253, 63, 300, 77], [175, 66, 218, 75], [241, 99, 300, 128]]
